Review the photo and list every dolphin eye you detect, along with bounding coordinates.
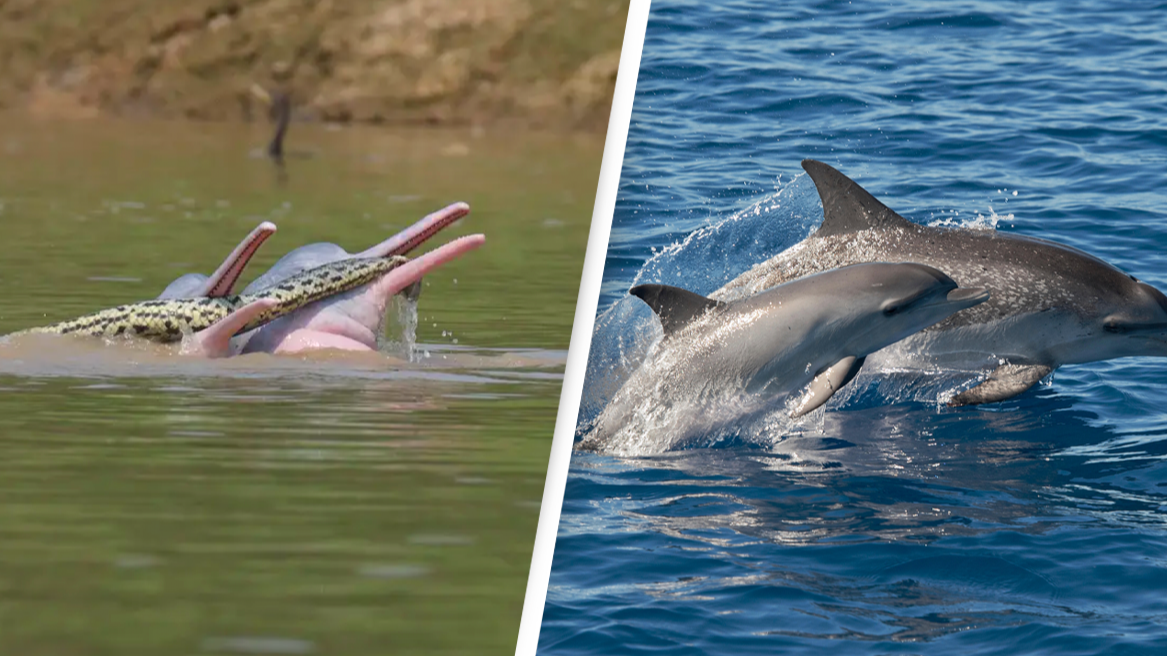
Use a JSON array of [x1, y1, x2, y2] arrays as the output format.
[[1104, 321, 1125, 334], [883, 305, 900, 316]]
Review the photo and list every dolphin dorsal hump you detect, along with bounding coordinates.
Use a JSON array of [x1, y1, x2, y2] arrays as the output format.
[[802, 160, 914, 238], [629, 284, 725, 336]]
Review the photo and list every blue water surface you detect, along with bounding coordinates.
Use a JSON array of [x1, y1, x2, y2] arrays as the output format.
[[541, 2, 1167, 654]]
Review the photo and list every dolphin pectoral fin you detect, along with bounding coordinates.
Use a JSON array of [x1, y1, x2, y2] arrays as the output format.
[[948, 363, 1054, 406], [629, 284, 725, 336], [790, 355, 866, 418], [199, 221, 278, 297], [185, 299, 279, 358], [801, 160, 915, 238]]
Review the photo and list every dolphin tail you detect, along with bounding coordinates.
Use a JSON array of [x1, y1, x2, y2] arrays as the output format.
[[948, 363, 1054, 406], [802, 160, 915, 238], [629, 284, 725, 336]]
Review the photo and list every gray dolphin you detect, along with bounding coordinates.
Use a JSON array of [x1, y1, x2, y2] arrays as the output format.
[[714, 160, 1167, 406], [581, 262, 989, 455]]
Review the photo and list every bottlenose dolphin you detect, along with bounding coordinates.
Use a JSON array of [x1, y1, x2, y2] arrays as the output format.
[[714, 160, 1167, 406], [580, 262, 988, 455]]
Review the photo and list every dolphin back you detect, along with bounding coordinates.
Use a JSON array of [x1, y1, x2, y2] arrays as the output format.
[[242, 242, 350, 294], [158, 273, 211, 299]]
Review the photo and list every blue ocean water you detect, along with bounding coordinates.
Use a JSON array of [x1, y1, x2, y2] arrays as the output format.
[[540, 2, 1167, 654]]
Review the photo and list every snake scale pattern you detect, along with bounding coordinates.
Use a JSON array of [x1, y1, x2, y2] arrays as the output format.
[[18, 255, 408, 343]]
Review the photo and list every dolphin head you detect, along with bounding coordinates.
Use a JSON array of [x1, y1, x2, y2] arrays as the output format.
[[841, 262, 990, 353], [158, 273, 210, 299], [1070, 275, 1167, 361]]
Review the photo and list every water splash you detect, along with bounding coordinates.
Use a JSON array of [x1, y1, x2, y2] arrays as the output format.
[[381, 295, 420, 361], [926, 204, 1014, 230], [579, 174, 823, 432]]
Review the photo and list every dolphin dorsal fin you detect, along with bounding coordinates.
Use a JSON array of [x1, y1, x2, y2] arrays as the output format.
[[802, 160, 913, 237], [629, 284, 724, 336]]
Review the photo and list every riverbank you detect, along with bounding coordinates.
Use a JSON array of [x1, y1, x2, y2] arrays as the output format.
[[0, 0, 628, 131]]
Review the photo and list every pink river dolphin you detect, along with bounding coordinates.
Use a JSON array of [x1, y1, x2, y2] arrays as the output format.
[[159, 202, 483, 357]]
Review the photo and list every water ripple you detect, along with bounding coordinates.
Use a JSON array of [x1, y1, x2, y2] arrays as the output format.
[[548, 1, 1167, 654]]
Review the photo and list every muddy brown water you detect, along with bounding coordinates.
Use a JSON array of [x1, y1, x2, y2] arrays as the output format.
[[0, 115, 597, 655]]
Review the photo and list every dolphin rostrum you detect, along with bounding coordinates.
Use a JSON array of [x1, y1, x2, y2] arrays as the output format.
[[580, 262, 989, 455], [158, 221, 279, 300], [716, 160, 1167, 405]]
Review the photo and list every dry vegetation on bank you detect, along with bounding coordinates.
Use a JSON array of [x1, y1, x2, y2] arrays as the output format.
[[0, 0, 629, 130]]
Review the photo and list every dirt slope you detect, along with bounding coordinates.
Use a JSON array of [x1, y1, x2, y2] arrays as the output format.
[[0, 0, 629, 130]]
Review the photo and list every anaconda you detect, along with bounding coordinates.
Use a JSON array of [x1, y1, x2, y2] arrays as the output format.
[[18, 255, 409, 343]]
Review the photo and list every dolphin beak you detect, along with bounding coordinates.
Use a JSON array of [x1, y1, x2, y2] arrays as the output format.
[[945, 287, 990, 309]]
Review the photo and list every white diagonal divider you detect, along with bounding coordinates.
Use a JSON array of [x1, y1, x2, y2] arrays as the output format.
[[513, 2, 653, 654]]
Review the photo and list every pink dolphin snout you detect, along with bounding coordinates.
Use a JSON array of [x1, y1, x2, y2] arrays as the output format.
[[233, 234, 486, 355], [273, 234, 485, 354]]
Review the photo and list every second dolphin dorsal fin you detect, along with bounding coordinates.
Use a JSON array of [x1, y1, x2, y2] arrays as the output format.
[[629, 284, 724, 336], [802, 160, 914, 238]]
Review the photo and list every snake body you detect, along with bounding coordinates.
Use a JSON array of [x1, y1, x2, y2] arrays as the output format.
[[19, 255, 408, 343]]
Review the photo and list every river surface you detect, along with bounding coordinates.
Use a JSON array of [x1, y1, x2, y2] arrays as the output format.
[[0, 114, 599, 655], [542, 2, 1167, 655]]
